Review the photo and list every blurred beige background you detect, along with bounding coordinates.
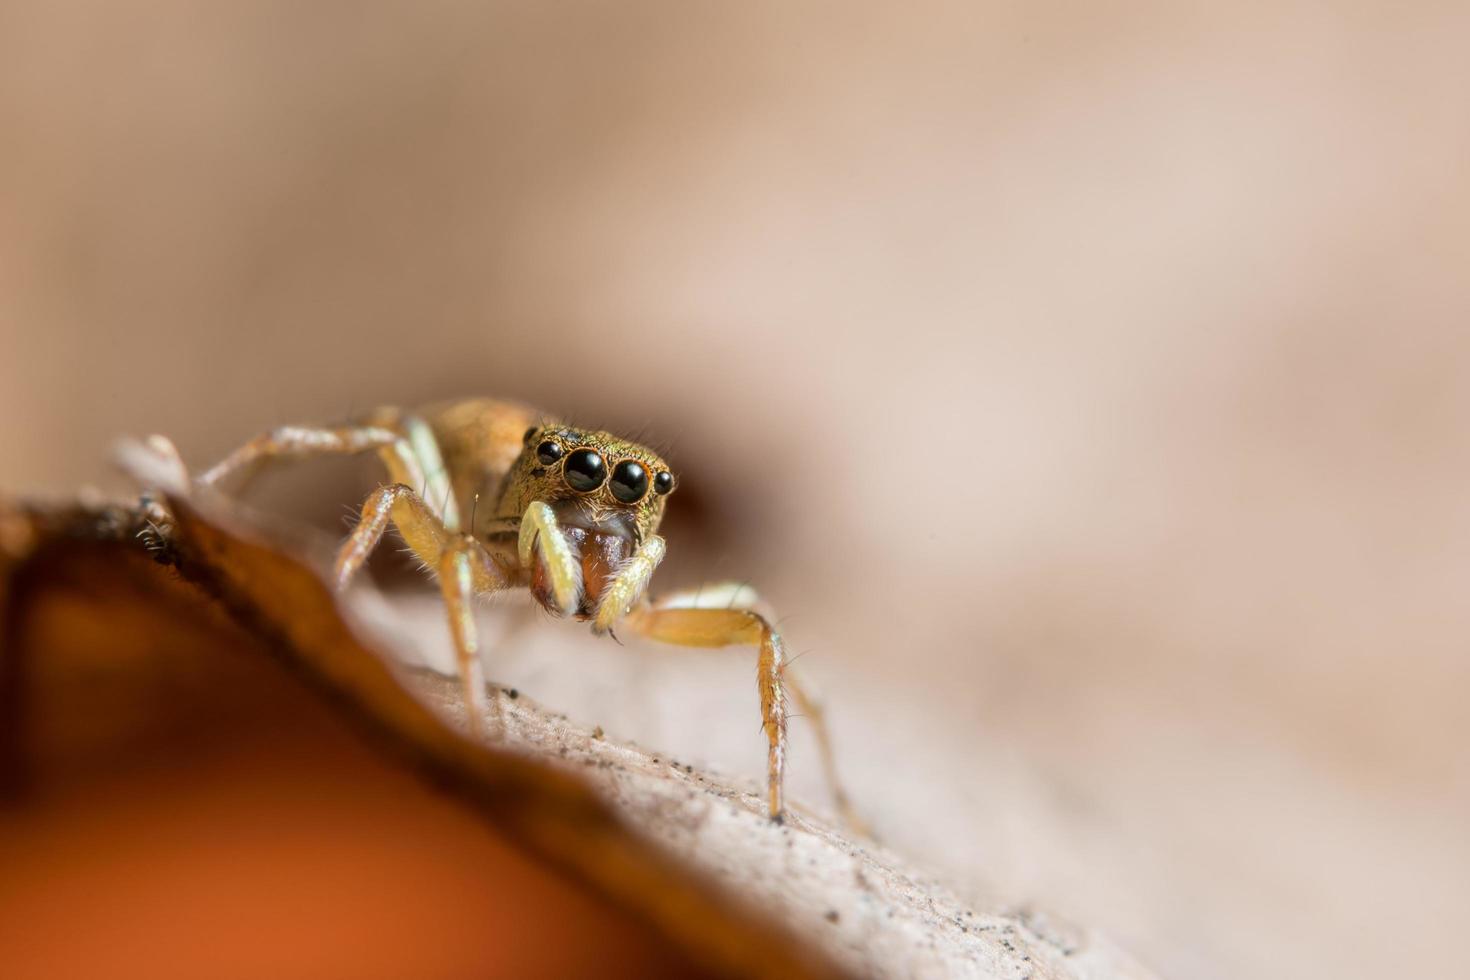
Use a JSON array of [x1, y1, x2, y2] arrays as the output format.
[[4, 3, 1468, 978]]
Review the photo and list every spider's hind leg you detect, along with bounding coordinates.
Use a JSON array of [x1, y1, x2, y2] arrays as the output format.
[[198, 410, 460, 530]]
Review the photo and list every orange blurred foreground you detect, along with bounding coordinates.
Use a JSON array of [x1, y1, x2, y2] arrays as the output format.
[[0, 540, 705, 980]]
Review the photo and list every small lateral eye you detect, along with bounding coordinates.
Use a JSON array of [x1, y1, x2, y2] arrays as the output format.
[[522, 426, 538, 446], [610, 460, 649, 503], [563, 448, 606, 492], [653, 471, 674, 496], [536, 440, 564, 465]]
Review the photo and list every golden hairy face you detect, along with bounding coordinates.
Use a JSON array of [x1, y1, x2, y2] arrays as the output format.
[[498, 422, 676, 540]]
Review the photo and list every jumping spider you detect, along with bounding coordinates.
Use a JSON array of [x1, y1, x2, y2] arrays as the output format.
[[198, 398, 855, 824]]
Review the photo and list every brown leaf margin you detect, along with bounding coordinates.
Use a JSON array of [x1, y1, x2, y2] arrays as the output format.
[[0, 493, 850, 980]]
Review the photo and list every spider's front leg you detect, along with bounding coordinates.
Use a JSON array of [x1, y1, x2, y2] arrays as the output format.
[[620, 597, 791, 819], [337, 483, 509, 737], [607, 582, 864, 831], [437, 534, 505, 736]]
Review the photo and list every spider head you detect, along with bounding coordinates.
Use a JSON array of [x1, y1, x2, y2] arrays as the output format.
[[509, 423, 675, 528], [502, 422, 676, 615]]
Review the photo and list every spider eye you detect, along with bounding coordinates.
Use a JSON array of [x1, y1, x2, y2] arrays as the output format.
[[653, 471, 674, 496], [610, 460, 649, 503], [522, 426, 538, 446], [563, 448, 606, 492], [536, 440, 564, 465]]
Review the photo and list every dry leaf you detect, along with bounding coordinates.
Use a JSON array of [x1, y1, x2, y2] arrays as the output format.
[[0, 483, 1155, 979]]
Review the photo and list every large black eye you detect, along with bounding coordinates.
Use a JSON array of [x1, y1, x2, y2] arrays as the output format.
[[536, 440, 564, 465], [610, 460, 649, 503], [653, 471, 674, 496], [563, 448, 606, 492]]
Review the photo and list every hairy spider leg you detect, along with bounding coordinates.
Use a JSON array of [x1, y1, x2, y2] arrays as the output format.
[[336, 483, 444, 587], [781, 671, 868, 836], [618, 587, 864, 831], [617, 599, 787, 819], [438, 534, 507, 737], [197, 412, 460, 530], [336, 483, 509, 736]]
